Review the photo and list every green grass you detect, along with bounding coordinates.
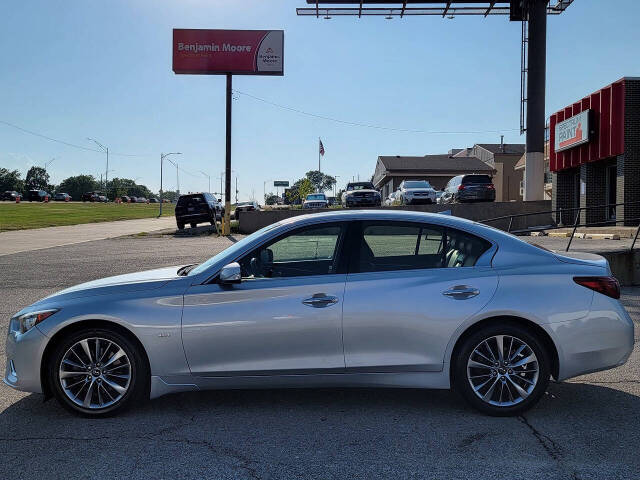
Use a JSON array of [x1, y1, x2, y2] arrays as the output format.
[[0, 202, 175, 232]]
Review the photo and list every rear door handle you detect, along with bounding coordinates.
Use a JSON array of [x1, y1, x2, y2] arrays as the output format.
[[442, 285, 480, 299], [302, 294, 339, 308]]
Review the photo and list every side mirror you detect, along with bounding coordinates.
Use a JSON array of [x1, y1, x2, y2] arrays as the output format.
[[219, 262, 241, 285]]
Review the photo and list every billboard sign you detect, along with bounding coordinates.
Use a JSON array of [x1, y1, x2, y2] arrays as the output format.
[[274, 180, 289, 187], [173, 29, 284, 75], [555, 110, 590, 152]]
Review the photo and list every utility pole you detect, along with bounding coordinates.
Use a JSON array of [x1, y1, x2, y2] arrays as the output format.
[[160, 152, 181, 216], [235, 176, 238, 204], [88, 138, 109, 197]]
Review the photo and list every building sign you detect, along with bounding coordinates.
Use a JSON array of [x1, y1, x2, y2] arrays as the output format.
[[173, 29, 284, 75], [555, 110, 590, 152], [274, 180, 289, 187]]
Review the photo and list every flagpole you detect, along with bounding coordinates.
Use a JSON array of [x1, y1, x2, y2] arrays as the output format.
[[318, 137, 321, 173]]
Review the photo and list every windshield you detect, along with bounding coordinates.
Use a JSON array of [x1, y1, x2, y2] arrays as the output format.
[[188, 223, 280, 276], [306, 194, 325, 200], [404, 181, 432, 189], [347, 183, 374, 191]]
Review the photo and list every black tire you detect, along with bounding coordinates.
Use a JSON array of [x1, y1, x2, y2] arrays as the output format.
[[47, 327, 149, 417], [453, 323, 550, 417], [190, 222, 197, 228], [177, 223, 184, 230]]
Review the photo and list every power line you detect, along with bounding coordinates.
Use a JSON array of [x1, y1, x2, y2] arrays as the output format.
[[233, 90, 520, 135], [0, 119, 151, 157]]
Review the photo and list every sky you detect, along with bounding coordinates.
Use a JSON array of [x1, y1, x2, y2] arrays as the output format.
[[1, 0, 639, 201]]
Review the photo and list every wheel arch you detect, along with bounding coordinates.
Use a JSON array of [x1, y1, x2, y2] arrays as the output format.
[[448, 315, 559, 385], [40, 319, 151, 400]]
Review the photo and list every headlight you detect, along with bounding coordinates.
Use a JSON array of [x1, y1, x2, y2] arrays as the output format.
[[10, 309, 58, 334]]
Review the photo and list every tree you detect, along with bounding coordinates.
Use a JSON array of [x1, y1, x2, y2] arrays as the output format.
[[0, 168, 24, 192], [57, 175, 99, 201], [24, 166, 50, 192], [161, 190, 179, 203], [305, 170, 336, 193], [287, 178, 314, 204], [264, 192, 279, 206], [336, 189, 344, 204]]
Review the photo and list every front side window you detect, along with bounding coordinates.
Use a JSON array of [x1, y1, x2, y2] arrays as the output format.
[[355, 222, 491, 273], [240, 224, 343, 278]]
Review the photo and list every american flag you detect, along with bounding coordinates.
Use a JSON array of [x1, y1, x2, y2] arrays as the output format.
[[319, 138, 325, 156]]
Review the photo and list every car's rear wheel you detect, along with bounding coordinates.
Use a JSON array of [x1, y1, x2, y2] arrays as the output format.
[[453, 324, 550, 416], [48, 327, 148, 417], [190, 222, 197, 228], [177, 222, 184, 230]]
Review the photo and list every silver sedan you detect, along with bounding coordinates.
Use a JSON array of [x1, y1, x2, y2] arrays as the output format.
[[4, 210, 634, 416]]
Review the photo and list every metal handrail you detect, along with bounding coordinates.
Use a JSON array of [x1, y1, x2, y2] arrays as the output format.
[[480, 201, 640, 252]]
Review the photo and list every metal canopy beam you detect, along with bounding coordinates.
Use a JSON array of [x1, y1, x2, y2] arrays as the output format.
[[298, 1, 573, 16]]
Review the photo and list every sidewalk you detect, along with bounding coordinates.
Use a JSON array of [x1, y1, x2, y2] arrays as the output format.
[[0, 216, 176, 256]]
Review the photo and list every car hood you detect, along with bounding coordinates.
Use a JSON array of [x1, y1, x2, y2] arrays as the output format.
[[404, 188, 435, 194], [36, 265, 185, 303]]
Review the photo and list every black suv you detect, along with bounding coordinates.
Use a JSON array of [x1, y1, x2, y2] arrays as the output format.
[[175, 193, 224, 230], [341, 181, 382, 208], [82, 191, 105, 202], [27, 190, 50, 202], [440, 174, 496, 204]]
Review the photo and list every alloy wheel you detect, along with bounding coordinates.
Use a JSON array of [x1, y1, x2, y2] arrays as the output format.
[[466, 335, 539, 407], [58, 337, 132, 409]]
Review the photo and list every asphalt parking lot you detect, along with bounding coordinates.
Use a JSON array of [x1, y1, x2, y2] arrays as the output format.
[[1, 234, 639, 480]]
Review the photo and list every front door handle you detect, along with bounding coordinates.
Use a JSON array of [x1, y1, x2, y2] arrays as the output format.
[[302, 293, 339, 308], [442, 285, 480, 299]]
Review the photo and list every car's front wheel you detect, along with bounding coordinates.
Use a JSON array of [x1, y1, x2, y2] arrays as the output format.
[[48, 327, 148, 417], [453, 323, 550, 416]]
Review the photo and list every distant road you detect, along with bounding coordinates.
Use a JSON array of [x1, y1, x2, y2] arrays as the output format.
[[0, 216, 176, 256]]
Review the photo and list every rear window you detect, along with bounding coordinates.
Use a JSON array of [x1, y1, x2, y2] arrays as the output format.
[[462, 175, 492, 184], [177, 195, 204, 206]]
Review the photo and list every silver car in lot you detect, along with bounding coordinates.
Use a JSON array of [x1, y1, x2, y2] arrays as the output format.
[[4, 210, 633, 417]]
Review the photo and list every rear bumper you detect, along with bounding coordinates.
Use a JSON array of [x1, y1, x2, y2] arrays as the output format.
[[457, 191, 495, 202], [546, 293, 634, 381], [176, 213, 212, 224]]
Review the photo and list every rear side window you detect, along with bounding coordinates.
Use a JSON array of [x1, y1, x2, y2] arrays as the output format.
[[462, 175, 492, 184], [354, 222, 491, 273]]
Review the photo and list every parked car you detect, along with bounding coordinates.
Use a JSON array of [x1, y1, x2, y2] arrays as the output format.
[[175, 192, 223, 230], [397, 180, 437, 205], [2, 190, 22, 201], [129, 196, 139, 203], [235, 201, 259, 213], [27, 190, 50, 202], [54, 192, 71, 201], [82, 191, 104, 202], [440, 174, 496, 204], [98, 195, 108, 202], [435, 191, 445, 204], [5, 210, 633, 417], [342, 182, 381, 208], [121, 195, 131, 203], [149, 198, 159, 204], [303, 193, 329, 209], [136, 197, 148, 203]]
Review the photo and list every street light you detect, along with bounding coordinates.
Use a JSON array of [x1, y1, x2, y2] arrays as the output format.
[[160, 152, 181, 216], [87, 138, 109, 192]]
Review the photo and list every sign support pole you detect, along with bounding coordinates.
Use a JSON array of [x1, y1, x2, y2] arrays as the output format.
[[223, 73, 233, 236]]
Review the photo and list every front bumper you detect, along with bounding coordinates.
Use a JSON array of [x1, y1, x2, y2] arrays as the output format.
[[546, 293, 635, 381], [404, 196, 435, 205], [3, 326, 48, 394], [345, 197, 381, 207]]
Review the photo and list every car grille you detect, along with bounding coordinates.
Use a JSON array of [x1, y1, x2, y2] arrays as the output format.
[[307, 202, 325, 208], [354, 192, 374, 198]]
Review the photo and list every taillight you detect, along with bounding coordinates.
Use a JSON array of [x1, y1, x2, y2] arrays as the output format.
[[458, 185, 466, 191], [573, 276, 620, 299], [487, 184, 495, 190]]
